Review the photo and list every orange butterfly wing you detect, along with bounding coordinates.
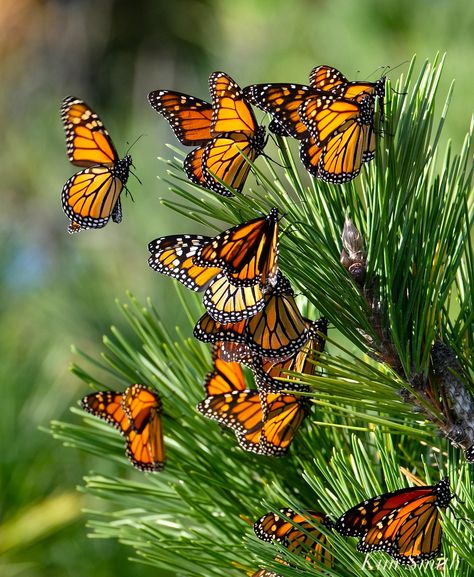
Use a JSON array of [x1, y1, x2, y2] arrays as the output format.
[[122, 384, 165, 471], [259, 393, 307, 456], [210, 71, 259, 135], [194, 208, 279, 287], [148, 90, 213, 145], [82, 390, 130, 434], [61, 96, 119, 167], [62, 164, 128, 232], [254, 508, 333, 567], [147, 234, 220, 292], [243, 83, 314, 139]]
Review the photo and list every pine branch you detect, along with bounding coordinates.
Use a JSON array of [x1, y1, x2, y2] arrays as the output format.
[[52, 55, 474, 576]]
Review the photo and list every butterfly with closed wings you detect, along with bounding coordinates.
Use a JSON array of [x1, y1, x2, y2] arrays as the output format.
[[61, 96, 132, 233]]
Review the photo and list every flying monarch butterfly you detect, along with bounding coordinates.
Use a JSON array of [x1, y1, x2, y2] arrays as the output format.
[[193, 208, 279, 288], [81, 384, 165, 471], [254, 508, 334, 568], [194, 272, 308, 361], [253, 317, 327, 392], [147, 234, 265, 323], [335, 476, 454, 565], [197, 349, 307, 456], [60, 96, 132, 233], [148, 71, 266, 196]]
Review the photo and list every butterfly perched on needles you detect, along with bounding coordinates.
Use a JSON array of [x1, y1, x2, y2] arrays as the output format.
[[335, 476, 454, 565], [148, 71, 266, 196], [194, 272, 308, 362], [244, 65, 385, 183], [81, 384, 165, 471], [60, 96, 132, 233], [252, 317, 327, 392], [254, 508, 334, 568], [147, 209, 279, 323], [197, 346, 308, 456]]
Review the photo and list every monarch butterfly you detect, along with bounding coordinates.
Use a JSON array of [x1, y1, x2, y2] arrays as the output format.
[[148, 72, 266, 196], [194, 273, 308, 361], [60, 96, 132, 233], [335, 476, 454, 564], [254, 508, 334, 568], [194, 208, 279, 288], [253, 318, 327, 391], [147, 234, 265, 323], [81, 384, 165, 471], [299, 92, 375, 183], [197, 350, 307, 456]]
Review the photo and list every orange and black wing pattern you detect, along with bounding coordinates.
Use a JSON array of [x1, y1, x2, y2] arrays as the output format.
[[310, 65, 385, 117], [121, 384, 165, 471], [299, 93, 374, 183], [61, 96, 119, 167], [81, 384, 165, 472], [335, 477, 453, 565], [245, 273, 308, 360], [202, 273, 266, 323], [255, 317, 327, 390], [204, 346, 247, 395], [61, 96, 131, 233], [258, 392, 308, 456], [148, 234, 219, 292], [197, 361, 263, 448], [194, 208, 279, 287], [243, 83, 315, 139], [148, 90, 213, 145], [199, 71, 266, 196], [254, 508, 334, 568]]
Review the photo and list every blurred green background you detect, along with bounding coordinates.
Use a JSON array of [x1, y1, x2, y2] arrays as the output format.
[[0, 0, 472, 575]]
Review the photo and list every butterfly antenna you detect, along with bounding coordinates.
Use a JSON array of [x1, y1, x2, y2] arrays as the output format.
[[126, 134, 145, 155]]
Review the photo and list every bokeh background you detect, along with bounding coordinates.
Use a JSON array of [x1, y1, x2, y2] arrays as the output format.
[[1, 1, 473, 575]]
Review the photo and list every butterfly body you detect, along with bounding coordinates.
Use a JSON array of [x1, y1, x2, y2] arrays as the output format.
[[61, 96, 131, 233], [81, 384, 165, 472], [335, 477, 453, 565]]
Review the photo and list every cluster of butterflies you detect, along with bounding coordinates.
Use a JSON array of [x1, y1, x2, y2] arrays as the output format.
[[60, 65, 385, 232], [62, 70, 459, 570], [251, 476, 454, 571], [148, 208, 327, 456]]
